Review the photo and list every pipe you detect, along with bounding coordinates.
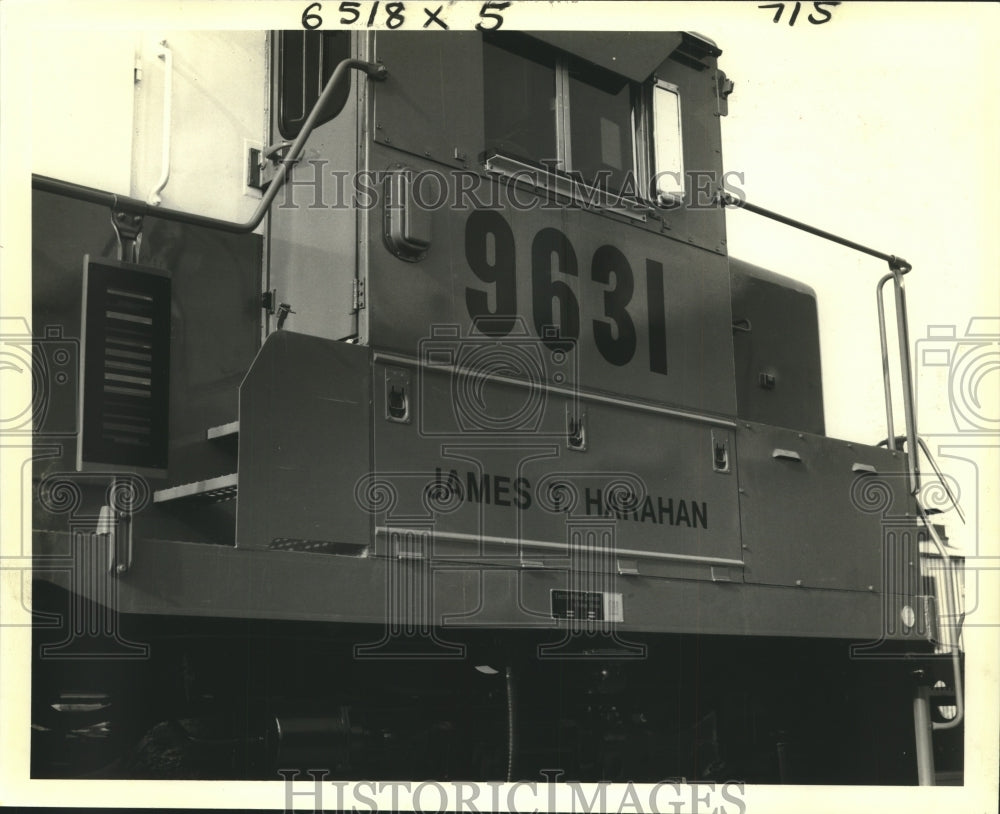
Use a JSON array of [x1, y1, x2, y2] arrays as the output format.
[[505, 664, 516, 782], [912, 684, 935, 785]]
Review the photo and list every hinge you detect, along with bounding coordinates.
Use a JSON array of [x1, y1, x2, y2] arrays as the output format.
[[261, 289, 276, 314], [352, 278, 366, 312]]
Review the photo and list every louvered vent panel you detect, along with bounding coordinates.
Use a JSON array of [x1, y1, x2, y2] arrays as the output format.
[[79, 257, 171, 472]]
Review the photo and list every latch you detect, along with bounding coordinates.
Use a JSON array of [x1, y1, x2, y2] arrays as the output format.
[[711, 430, 731, 473], [567, 410, 587, 451], [385, 367, 411, 424]]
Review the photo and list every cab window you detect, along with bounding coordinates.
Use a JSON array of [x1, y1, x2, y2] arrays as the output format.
[[483, 33, 681, 201], [276, 30, 351, 140], [483, 36, 557, 166], [567, 59, 637, 192]]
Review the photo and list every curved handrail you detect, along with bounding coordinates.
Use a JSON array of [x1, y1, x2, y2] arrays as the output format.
[[33, 57, 387, 234]]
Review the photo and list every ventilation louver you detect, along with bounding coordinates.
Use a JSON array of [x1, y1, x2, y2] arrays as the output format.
[[78, 257, 171, 473]]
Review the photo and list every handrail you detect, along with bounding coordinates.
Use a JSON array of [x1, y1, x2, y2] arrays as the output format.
[[720, 192, 912, 271], [889, 268, 921, 495], [723, 193, 963, 738], [876, 274, 898, 451], [147, 40, 173, 206], [33, 57, 387, 234]]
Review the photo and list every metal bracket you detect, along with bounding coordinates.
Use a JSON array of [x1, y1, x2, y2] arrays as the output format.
[[98, 503, 133, 575], [110, 197, 146, 263]]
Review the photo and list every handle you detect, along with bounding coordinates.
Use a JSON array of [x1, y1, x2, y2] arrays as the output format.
[[147, 40, 173, 206]]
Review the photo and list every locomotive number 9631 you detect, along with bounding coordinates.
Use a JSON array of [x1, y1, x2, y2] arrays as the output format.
[[464, 210, 670, 375]]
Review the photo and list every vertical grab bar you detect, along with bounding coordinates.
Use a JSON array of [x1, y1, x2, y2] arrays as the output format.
[[877, 266, 920, 493], [876, 273, 897, 451], [890, 267, 921, 494], [147, 40, 173, 206]]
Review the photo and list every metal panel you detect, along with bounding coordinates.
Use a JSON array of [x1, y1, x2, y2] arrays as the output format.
[[372, 32, 485, 168], [529, 31, 684, 82], [651, 53, 728, 254], [33, 529, 937, 643], [31, 190, 262, 485], [364, 153, 737, 416], [236, 331, 372, 551], [737, 422, 917, 592], [370, 357, 742, 582], [730, 257, 825, 434]]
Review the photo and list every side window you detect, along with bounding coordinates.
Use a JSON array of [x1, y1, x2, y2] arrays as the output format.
[[482, 33, 682, 202], [567, 61, 636, 192], [483, 36, 557, 166], [276, 30, 351, 140]]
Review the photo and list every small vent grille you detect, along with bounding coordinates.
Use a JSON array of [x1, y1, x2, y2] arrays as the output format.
[[79, 257, 171, 471]]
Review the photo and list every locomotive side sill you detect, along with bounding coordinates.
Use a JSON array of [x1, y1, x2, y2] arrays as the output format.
[[153, 473, 238, 504]]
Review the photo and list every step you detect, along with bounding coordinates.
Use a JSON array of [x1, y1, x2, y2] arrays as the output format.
[[206, 420, 239, 441], [153, 473, 238, 504]]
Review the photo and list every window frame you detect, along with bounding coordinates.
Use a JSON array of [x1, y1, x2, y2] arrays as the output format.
[[483, 36, 685, 214]]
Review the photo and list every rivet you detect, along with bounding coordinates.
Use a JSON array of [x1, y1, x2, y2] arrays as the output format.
[[795, 579, 803, 587]]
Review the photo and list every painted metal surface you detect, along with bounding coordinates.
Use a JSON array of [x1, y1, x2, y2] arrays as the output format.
[[730, 258, 825, 435], [363, 154, 738, 415], [736, 421, 918, 594], [31, 190, 262, 488], [31, 529, 937, 644], [236, 331, 372, 550], [371, 32, 485, 171], [370, 358, 743, 582]]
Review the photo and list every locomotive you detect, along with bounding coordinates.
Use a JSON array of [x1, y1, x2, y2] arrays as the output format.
[[26, 27, 964, 785]]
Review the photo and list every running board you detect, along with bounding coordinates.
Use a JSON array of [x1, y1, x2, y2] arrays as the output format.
[[153, 473, 238, 503], [206, 420, 239, 440]]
